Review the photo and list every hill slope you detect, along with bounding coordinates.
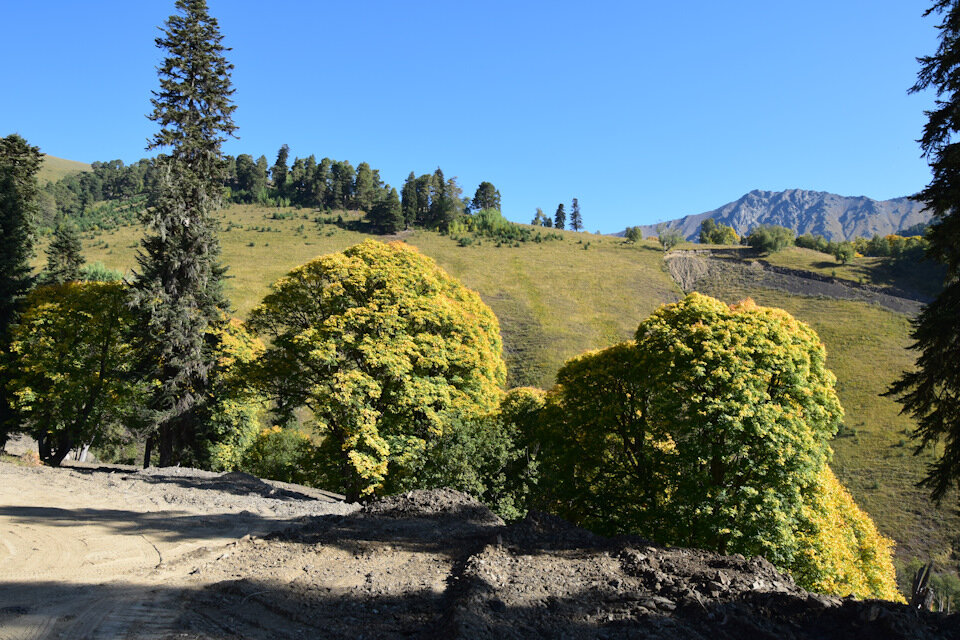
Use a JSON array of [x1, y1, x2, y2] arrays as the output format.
[[636, 189, 930, 241], [37, 154, 91, 184], [46, 203, 958, 577]]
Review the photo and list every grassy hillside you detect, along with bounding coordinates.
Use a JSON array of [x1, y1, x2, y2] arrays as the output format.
[[53, 204, 681, 387], [37, 203, 958, 573], [37, 154, 90, 184]]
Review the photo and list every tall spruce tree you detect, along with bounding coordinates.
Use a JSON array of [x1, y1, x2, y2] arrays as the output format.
[[41, 222, 85, 285], [554, 203, 566, 230], [401, 171, 417, 228], [570, 198, 583, 231], [887, 0, 960, 503], [132, 0, 237, 467], [0, 133, 42, 449], [271, 144, 290, 198]]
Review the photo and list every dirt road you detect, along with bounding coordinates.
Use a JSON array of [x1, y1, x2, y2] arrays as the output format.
[[0, 461, 355, 639]]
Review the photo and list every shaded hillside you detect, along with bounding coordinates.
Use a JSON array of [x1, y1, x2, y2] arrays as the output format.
[[636, 189, 930, 241], [37, 154, 90, 184]]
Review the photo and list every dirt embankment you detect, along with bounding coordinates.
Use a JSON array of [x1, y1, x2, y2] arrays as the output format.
[[665, 251, 927, 315], [1, 462, 957, 639]]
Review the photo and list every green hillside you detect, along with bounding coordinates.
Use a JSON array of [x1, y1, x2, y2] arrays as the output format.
[[37, 154, 90, 184], [41, 203, 958, 576]]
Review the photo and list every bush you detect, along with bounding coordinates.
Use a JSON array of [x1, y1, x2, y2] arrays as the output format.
[[239, 426, 320, 486]]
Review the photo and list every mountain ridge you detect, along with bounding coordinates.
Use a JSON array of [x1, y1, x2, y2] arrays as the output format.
[[634, 188, 931, 241]]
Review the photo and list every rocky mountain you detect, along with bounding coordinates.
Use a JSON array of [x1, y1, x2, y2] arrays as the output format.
[[635, 189, 931, 241]]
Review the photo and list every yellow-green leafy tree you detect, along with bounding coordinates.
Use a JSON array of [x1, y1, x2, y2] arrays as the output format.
[[538, 293, 900, 600], [4, 282, 146, 465], [202, 316, 269, 471], [247, 240, 506, 500]]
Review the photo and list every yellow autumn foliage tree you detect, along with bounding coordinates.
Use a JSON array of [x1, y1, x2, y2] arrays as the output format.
[[537, 293, 901, 600], [247, 240, 506, 500]]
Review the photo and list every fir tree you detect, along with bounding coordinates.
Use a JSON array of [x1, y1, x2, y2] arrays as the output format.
[[271, 144, 289, 198], [887, 0, 960, 503], [401, 171, 417, 228], [554, 203, 566, 230], [131, 0, 237, 467], [0, 133, 42, 449], [570, 198, 583, 231], [0, 134, 41, 336], [369, 187, 403, 234], [42, 222, 85, 285]]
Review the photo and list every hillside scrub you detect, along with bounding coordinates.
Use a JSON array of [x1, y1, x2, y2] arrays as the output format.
[[247, 240, 507, 501], [747, 224, 796, 253], [534, 293, 900, 599]]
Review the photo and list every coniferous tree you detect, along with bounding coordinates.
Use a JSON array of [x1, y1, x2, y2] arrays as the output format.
[[369, 187, 403, 234], [271, 144, 289, 198], [132, 0, 237, 467], [0, 133, 42, 449], [401, 172, 417, 228], [0, 134, 41, 335], [531, 207, 547, 226], [42, 222, 85, 284], [353, 162, 376, 212], [472, 181, 501, 212], [570, 198, 583, 231], [554, 203, 566, 230], [887, 0, 960, 502]]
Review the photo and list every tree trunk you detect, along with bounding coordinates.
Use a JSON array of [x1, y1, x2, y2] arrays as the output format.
[[143, 435, 153, 469]]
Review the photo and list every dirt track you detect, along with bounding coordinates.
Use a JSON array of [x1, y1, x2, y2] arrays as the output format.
[[2, 461, 958, 640], [0, 461, 355, 639]]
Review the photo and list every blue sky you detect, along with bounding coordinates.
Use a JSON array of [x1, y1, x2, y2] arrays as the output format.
[[1, 1, 940, 232]]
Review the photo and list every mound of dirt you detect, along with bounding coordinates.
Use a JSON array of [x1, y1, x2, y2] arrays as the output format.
[[2, 462, 957, 639]]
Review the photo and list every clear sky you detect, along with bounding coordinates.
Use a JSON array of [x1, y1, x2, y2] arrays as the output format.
[[0, 1, 940, 232]]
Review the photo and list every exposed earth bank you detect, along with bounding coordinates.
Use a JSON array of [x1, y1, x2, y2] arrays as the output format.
[[0, 461, 956, 639]]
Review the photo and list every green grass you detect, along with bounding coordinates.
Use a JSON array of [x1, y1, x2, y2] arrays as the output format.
[[37, 154, 91, 184], [36, 203, 958, 572]]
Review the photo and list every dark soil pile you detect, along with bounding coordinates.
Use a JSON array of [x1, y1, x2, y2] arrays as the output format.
[[179, 489, 959, 640]]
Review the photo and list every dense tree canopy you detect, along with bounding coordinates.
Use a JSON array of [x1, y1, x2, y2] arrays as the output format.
[[4, 282, 145, 466], [534, 294, 897, 599], [888, 0, 960, 503], [698, 218, 739, 245], [247, 240, 506, 500], [746, 224, 795, 253]]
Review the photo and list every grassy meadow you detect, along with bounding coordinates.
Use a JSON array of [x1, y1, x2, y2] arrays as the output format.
[[39, 204, 959, 573], [37, 154, 91, 184]]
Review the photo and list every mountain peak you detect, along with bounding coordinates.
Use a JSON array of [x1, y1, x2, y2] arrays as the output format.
[[636, 189, 929, 241]]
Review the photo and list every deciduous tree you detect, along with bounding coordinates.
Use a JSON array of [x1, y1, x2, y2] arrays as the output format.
[[536, 294, 900, 599], [247, 240, 506, 500], [5, 282, 145, 466]]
